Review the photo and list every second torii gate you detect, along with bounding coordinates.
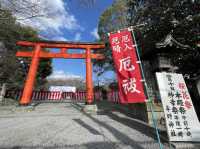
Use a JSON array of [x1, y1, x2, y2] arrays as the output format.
[[16, 41, 105, 105]]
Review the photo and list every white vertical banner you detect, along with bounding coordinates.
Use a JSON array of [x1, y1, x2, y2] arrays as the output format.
[[156, 72, 200, 141]]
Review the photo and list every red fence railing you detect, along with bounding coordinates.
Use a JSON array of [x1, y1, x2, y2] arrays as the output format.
[[107, 90, 120, 103], [5, 90, 120, 103]]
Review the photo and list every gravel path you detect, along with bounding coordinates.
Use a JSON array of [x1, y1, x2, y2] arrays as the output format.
[[0, 102, 170, 149]]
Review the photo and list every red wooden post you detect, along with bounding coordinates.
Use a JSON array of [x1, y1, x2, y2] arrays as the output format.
[[86, 47, 94, 104], [20, 44, 41, 105]]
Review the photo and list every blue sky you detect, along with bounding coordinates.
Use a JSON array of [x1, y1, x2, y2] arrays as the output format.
[[50, 0, 115, 82], [14, 0, 115, 84]]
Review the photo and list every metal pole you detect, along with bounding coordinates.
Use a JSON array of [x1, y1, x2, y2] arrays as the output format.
[[131, 30, 163, 149]]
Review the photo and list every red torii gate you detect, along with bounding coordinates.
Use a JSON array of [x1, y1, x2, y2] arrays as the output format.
[[16, 41, 105, 105]]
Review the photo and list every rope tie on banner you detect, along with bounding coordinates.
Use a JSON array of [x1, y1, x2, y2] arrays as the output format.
[[140, 79, 146, 82], [107, 24, 147, 37], [131, 31, 163, 149], [136, 61, 141, 64]]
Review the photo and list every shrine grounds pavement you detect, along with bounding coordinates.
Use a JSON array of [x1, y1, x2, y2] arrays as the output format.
[[0, 101, 175, 149]]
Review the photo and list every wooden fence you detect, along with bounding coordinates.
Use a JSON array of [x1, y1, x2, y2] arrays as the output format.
[[5, 90, 120, 103]]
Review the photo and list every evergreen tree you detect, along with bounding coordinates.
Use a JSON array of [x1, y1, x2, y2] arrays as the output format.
[[0, 6, 52, 90], [93, 0, 128, 75], [95, 0, 200, 77]]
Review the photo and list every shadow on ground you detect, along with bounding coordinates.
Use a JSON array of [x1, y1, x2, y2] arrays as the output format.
[[71, 102, 165, 149], [97, 101, 168, 139], [72, 101, 168, 141], [0, 141, 156, 149]]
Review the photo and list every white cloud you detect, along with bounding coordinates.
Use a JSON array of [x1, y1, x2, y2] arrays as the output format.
[[52, 36, 68, 41], [47, 70, 83, 80], [2, 0, 82, 35], [90, 28, 100, 39], [74, 33, 81, 41]]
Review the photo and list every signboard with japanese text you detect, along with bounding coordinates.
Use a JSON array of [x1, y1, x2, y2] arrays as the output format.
[[156, 72, 200, 141], [109, 29, 146, 103]]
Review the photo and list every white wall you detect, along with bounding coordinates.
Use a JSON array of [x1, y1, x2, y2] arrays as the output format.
[[49, 86, 76, 93]]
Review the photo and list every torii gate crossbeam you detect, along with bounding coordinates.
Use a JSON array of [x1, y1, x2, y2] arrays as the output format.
[[16, 41, 105, 105]]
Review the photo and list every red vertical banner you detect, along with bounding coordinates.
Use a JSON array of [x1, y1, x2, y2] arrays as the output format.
[[109, 29, 146, 103]]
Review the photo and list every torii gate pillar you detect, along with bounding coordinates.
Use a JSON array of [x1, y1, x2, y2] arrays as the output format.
[[86, 48, 93, 104], [16, 41, 105, 105], [20, 44, 41, 105]]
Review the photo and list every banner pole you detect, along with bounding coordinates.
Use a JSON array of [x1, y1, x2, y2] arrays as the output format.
[[131, 30, 163, 149]]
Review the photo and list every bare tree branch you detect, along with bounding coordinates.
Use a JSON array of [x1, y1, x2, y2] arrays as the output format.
[[0, 0, 45, 21]]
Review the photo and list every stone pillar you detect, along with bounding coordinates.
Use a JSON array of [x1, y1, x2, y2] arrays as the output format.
[[0, 83, 6, 102], [196, 79, 200, 97]]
